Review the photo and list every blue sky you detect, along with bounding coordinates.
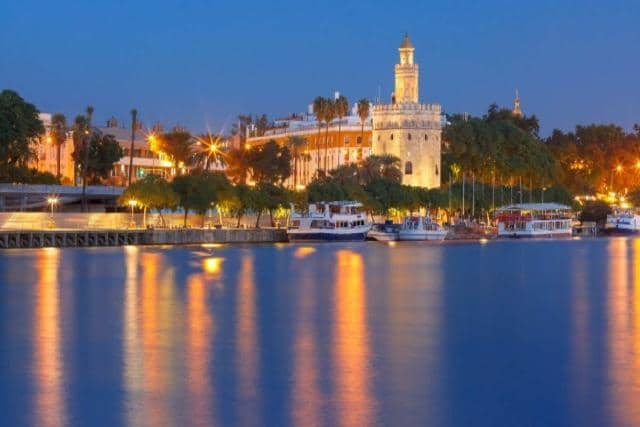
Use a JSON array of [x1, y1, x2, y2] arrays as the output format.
[[1, 0, 638, 136]]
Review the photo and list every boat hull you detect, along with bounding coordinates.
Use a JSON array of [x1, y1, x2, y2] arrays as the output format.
[[287, 231, 368, 241], [367, 231, 398, 241], [397, 231, 448, 241]]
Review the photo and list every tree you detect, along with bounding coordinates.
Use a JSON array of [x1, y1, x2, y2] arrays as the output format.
[[323, 98, 336, 172], [154, 130, 195, 171], [171, 171, 232, 227], [194, 132, 225, 170], [231, 114, 253, 142], [226, 184, 256, 228], [248, 140, 292, 184], [334, 95, 349, 166], [0, 90, 44, 168], [50, 113, 67, 178], [578, 200, 612, 225], [256, 182, 290, 226], [73, 131, 124, 184], [128, 108, 137, 186], [225, 146, 252, 184], [119, 174, 178, 227], [312, 96, 327, 174], [255, 114, 270, 136], [286, 135, 307, 188], [357, 99, 370, 152]]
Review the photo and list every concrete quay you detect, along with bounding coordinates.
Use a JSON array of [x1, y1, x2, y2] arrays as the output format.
[[0, 228, 288, 249]]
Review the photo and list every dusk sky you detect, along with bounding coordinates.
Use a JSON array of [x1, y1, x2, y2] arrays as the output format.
[[2, 0, 638, 136]]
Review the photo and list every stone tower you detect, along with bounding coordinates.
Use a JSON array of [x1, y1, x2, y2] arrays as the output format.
[[371, 34, 442, 188], [512, 89, 523, 117]]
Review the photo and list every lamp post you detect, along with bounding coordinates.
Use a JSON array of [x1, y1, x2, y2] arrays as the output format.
[[128, 199, 137, 228], [47, 197, 58, 228]]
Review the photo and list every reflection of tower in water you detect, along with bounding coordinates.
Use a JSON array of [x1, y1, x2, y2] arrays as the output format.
[[333, 249, 375, 427], [33, 248, 66, 427]]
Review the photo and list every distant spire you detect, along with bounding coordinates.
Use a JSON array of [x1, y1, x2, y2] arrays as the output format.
[[512, 89, 523, 117], [400, 33, 413, 49]]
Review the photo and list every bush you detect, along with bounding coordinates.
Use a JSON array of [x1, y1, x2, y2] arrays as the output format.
[[578, 200, 612, 224], [0, 166, 60, 184]]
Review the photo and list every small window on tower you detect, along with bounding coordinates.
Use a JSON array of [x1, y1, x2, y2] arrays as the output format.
[[405, 161, 413, 175], [435, 164, 439, 176], [356, 136, 362, 144], [390, 134, 394, 140], [424, 134, 428, 141], [408, 133, 412, 140]]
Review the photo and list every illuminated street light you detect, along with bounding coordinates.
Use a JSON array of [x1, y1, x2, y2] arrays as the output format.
[[47, 197, 58, 228], [128, 199, 137, 228], [616, 164, 623, 173]]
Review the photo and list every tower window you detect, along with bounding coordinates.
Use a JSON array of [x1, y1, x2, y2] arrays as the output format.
[[390, 133, 394, 140], [408, 133, 412, 140], [435, 164, 439, 176], [405, 161, 413, 175], [356, 136, 362, 144], [424, 134, 428, 141]]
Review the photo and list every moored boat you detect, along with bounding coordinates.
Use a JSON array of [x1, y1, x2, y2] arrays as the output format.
[[605, 209, 640, 234], [287, 201, 371, 241], [495, 203, 573, 238], [397, 216, 448, 241], [367, 221, 400, 241]]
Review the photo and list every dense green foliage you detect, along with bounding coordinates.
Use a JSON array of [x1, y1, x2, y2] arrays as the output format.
[[171, 171, 233, 226], [119, 175, 178, 226], [0, 166, 59, 184], [578, 200, 612, 224], [0, 90, 44, 168], [72, 130, 124, 183]]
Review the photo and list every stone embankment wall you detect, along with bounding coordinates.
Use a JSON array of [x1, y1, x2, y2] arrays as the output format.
[[0, 228, 288, 249]]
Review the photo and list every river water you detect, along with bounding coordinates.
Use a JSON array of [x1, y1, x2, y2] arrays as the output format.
[[1, 238, 640, 426]]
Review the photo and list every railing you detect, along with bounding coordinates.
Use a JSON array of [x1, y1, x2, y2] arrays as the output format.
[[0, 184, 124, 196]]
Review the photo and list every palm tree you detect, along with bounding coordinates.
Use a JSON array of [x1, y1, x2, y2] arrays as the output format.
[[154, 130, 195, 173], [225, 146, 252, 185], [82, 106, 94, 211], [357, 99, 370, 155], [196, 132, 226, 170], [128, 108, 137, 187], [323, 98, 336, 173], [287, 135, 307, 188], [334, 95, 349, 167], [312, 96, 326, 176], [50, 113, 67, 179]]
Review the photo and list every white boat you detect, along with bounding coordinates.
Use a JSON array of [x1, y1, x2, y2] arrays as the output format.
[[287, 201, 371, 241], [605, 210, 640, 234], [495, 203, 573, 238], [368, 221, 399, 241], [397, 216, 448, 241]]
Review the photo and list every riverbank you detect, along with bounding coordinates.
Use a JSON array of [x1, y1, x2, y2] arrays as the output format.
[[0, 228, 288, 249]]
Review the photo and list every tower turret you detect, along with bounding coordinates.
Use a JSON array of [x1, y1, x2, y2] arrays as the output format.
[[394, 33, 419, 103]]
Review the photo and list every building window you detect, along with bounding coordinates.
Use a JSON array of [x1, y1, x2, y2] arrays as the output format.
[[356, 136, 362, 144], [377, 135, 380, 141], [344, 136, 349, 145], [435, 163, 439, 176], [408, 133, 412, 140], [424, 134, 428, 141], [405, 161, 413, 175], [390, 133, 394, 140]]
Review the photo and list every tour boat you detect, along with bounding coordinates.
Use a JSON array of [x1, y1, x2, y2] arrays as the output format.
[[605, 209, 640, 234], [367, 221, 400, 241], [495, 203, 573, 238], [287, 201, 371, 241], [397, 216, 449, 241]]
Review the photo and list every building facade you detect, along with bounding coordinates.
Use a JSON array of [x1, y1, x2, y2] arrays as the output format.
[[246, 106, 373, 187], [371, 34, 442, 188]]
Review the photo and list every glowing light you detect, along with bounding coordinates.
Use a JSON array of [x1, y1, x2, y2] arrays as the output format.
[[387, 241, 397, 247], [201, 243, 223, 249], [293, 246, 316, 259], [295, 184, 306, 191], [128, 199, 137, 207], [203, 257, 224, 275], [479, 238, 489, 245], [616, 165, 623, 173], [47, 197, 59, 205]]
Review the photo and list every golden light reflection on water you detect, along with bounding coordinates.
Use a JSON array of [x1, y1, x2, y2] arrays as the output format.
[[291, 266, 322, 426], [33, 248, 66, 427], [293, 246, 316, 259], [607, 238, 640, 425], [333, 249, 374, 427], [236, 252, 261, 425], [186, 272, 215, 426], [123, 250, 182, 427], [203, 257, 224, 276]]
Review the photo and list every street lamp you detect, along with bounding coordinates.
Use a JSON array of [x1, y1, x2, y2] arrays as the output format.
[[47, 197, 58, 228], [128, 199, 137, 228]]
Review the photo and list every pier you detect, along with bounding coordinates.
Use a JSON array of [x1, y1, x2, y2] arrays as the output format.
[[0, 228, 288, 249]]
